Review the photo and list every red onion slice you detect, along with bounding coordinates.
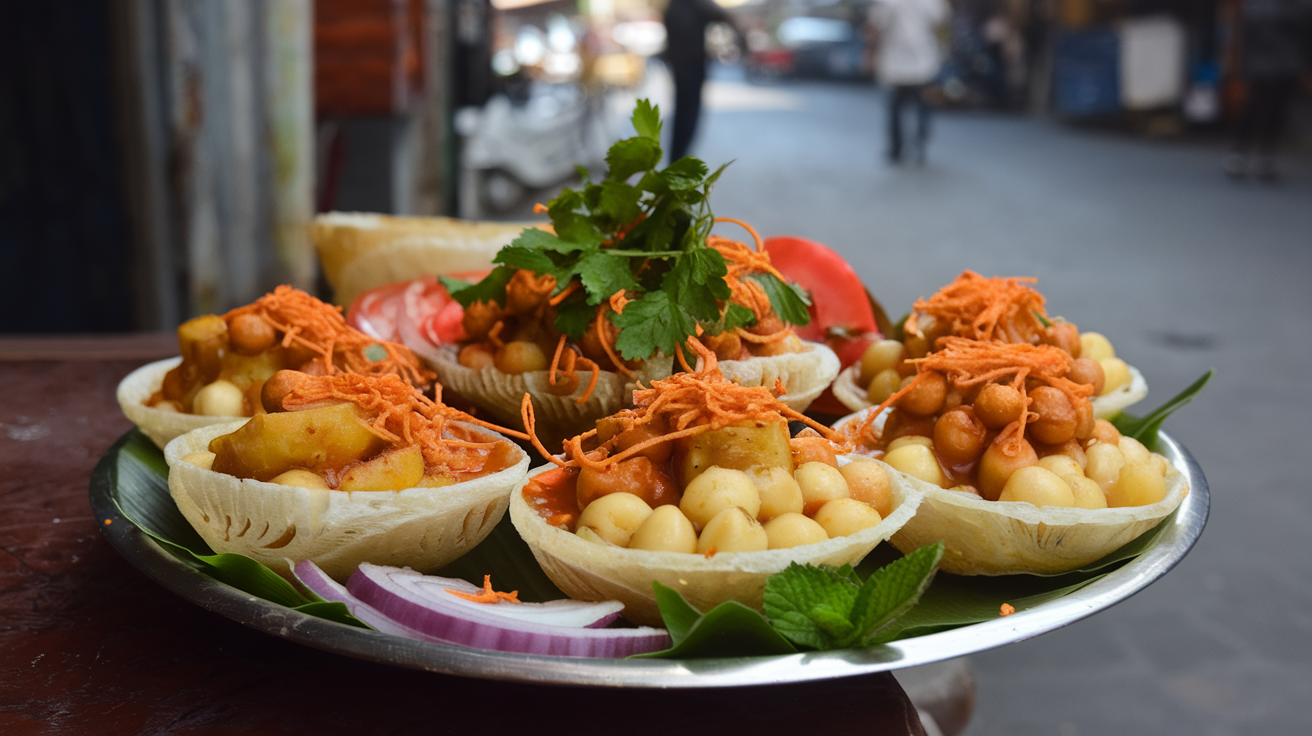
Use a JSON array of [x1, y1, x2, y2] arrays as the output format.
[[347, 563, 670, 658], [292, 560, 446, 643]]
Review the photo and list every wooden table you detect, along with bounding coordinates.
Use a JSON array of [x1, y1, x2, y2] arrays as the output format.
[[0, 337, 954, 735]]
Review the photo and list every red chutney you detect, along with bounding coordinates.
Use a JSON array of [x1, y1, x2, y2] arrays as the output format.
[[523, 467, 581, 530]]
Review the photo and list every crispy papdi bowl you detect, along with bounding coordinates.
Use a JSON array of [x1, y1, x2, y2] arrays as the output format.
[[832, 361, 1148, 420], [717, 340, 841, 413], [118, 358, 237, 448], [510, 463, 921, 626], [165, 420, 530, 581]]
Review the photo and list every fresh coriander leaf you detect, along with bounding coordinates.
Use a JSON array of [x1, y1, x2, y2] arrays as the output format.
[[511, 227, 598, 255], [607, 137, 662, 183], [704, 161, 730, 189], [439, 266, 515, 308], [762, 562, 862, 650], [664, 250, 729, 323], [747, 272, 813, 327], [717, 302, 757, 333], [853, 541, 944, 646], [1112, 369, 1213, 450], [611, 290, 698, 360], [553, 298, 596, 341], [574, 250, 641, 306], [494, 245, 564, 282], [597, 180, 643, 228], [663, 157, 710, 191], [632, 99, 662, 141]]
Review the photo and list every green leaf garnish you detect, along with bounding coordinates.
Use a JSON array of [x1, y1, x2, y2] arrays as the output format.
[[634, 583, 798, 658], [1112, 369, 1213, 450], [746, 272, 813, 327], [439, 266, 516, 308]]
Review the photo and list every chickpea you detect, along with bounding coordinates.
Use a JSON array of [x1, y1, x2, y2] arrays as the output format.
[[974, 383, 1025, 429], [193, 379, 245, 416], [628, 505, 698, 553], [748, 466, 805, 521], [155, 400, 182, 413], [1080, 332, 1115, 362], [899, 371, 947, 417], [697, 507, 768, 554], [1106, 462, 1167, 508], [795, 462, 852, 515], [866, 368, 902, 405], [1073, 399, 1095, 441], [813, 499, 883, 538], [1068, 475, 1108, 509], [576, 492, 653, 547], [270, 469, 330, 489], [883, 444, 949, 489], [763, 513, 830, 549], [1067, 358, 1105, 395], [1028, 387, 1077, 445], [1150, 453, 1170, 476], [859, 340, 905, 385], [1099, 358, 1131, 395], [181, 451, 216, 470], [1042, 321, 1081, 356], [754, 333, 805, 357], [575, 526, 611, 546], [887, 434, 933, 452], [1037, 454, 1083, 485], [702, 332, 743, 361], [680, 467, 761, 529], [494, 341, 548, 374], [978, 437, 1038, 501], [1090, 419, 1122, 448], [933, 407, 987, 466], [613, 421, 674, 464], [790, 435, 838, 468], [1038, 438, 1087, 470], [839, 460, 894, 518], [1085, 442, 1127, 493], [998, 466, 1076, 507], [505, 270, 556, 315], [228, 314, 277, 355], [461, 301, 504, 342], [261, 369, 310, 413], [1118, 436, 1152, 467], [577, 456, 678, 510]]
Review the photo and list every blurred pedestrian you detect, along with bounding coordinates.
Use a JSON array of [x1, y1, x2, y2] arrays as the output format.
[[1226, 0, 1312, 180], [663, 0, 733, 162], [869, 0, 949, 164]]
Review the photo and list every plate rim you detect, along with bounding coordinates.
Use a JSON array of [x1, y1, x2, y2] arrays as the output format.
[[89, 431, 1209, 689]]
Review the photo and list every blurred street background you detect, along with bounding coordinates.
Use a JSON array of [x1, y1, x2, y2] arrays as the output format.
[[3, 0, 1311, 733]]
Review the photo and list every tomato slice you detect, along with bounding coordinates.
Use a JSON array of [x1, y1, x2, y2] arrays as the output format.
[[346, 271, 488, 348], [763, 236, 880, 343]]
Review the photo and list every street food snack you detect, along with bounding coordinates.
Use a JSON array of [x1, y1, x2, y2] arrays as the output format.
[[164, 372, 529, 581], [509, 341, 917, 626], [119, 286, 433, 448], [839, 337, 1186, 575], [832, 272, 1147, 418]]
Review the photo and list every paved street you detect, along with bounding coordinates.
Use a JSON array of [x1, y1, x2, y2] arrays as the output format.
[[692, 72, 1312, 735]]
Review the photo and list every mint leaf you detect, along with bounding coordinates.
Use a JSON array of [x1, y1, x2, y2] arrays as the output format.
[[853, 541, 944, 645], [439, 266, 516, 308], [1112, 369, 1212, 450], [762, 563, 862, 650], [607, 137, 662, 183], [611, 290, 698, 360], [632, 99, 662, 140], [747, 272, 813, 327]]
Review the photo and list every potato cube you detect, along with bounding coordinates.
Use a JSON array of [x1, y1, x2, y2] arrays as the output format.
[[209, 402, 386, 481]]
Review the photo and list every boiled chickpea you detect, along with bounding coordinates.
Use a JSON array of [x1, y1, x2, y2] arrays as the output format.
[[1029, 387, 1077, 445], [270, 469, 329, 489], [261, 369, 309, 413], [577, 456, 678, 510], [1069, 475, 1108, 509], [680, 467, 761, 529], [1090, 419, 1122, 448], [611, 413, 674, 464], [1106, 462, 1167, 508], [181, 451, 216, 470], [228, 314, 277, 355], [998, 466, 1076, 507], [494, 341, 547, 374], [155, 400, 182, 413], [790, 435, 837, 468], [1080, 332, 1115, 362], [1073, 399, 1095, 441], [1042, 321, 1081, 356], [974, 383, 1025, 429], [978, 437, 1038, 501], [628, 505, 698, 553], [887, 435, 934, 452], [866, 368, 901, 405], [1037, 454, 1083, 485], [461, 301, 504, 342], [1150, 453, 1169, 476], [1118, 436, 1151, 467], [883, 444, 949, 489], [754, 333, 804, 357], [763, 513, 830, 549], [899, 371, 947, 416], [859, 340, 905, 385], [193, 379, 245, 416], [1038, 438, 1087, 470], [697, 507, 768, 554], [813, 499, 883, 538], [933, 407, 988, 466], [795, 462, 852, 515], [748, 466, 805, 521], [575, 526, 610, 545], [1084, 442, 1127, 493], [577, 492, 653, 547], [839, 460, 894, 518], [702, 331, 743, 361], [1099, 358, 1131, 395], [1067, 358, 1105, 395]]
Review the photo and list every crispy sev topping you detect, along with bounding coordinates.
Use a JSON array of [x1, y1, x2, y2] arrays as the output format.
[[708, 219, 799, 349], [907, 271, 1049, 345], [225, 286, 434, 388], [447, 574, 520, 604]]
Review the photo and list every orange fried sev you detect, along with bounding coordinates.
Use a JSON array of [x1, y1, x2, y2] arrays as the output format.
[[447, 575, 520, 604], [907, 271, 1049, 345]]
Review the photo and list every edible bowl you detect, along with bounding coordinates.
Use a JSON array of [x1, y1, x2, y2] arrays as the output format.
[[118, 357, 243, 449]]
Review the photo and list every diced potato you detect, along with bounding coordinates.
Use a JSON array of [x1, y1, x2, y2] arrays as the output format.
[[178, 315, 229, 385], [209, 402, 387, 481], [673, 420, 793, 488], [338, 444, 425, 491]]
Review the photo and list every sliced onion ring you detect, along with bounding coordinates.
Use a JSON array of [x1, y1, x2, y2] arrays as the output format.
[[346, 563, 670, 658], [292, 559, 446, 642]]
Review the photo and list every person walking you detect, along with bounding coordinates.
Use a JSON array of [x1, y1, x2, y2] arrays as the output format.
[[869, 0, 949, 164], [663, 0, 733, 162], [1226, 0, 1312, 180]]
